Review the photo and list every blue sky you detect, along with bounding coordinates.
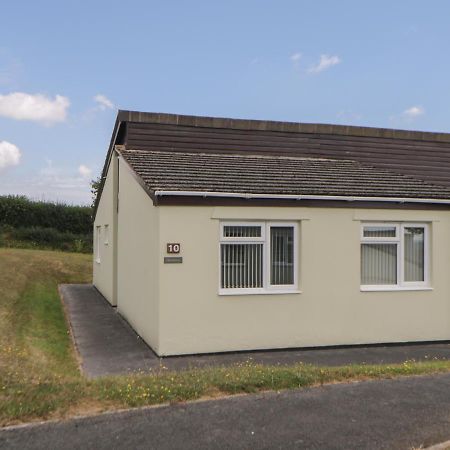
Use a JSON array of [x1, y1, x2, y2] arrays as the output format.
[[1, 1, 450, 204]]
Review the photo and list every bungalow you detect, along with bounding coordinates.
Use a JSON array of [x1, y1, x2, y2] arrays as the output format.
[[93, 110, 450, 356]]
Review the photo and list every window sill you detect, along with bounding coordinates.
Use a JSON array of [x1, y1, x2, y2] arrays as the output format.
[[219, 289, 301, 296], [360, 286, 433, 292]]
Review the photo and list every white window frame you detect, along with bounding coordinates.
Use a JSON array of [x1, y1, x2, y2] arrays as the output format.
[[104, 224, 109, 245], [219, 221, 299, 295], [95, 225, 101, 263], [220, 222, 266, 242], [360, 222, 430, 291]]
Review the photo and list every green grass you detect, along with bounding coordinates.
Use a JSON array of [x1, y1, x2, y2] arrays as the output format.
[[1, 247, 450, 426], [0, 248, 92, 423]]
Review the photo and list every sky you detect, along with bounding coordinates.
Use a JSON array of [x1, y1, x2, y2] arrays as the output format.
[[1, 1, 450, 205]]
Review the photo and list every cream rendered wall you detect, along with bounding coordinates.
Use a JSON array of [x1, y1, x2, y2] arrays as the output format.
[[117, 158, 160, 352], [93, 153, 118, 305], [157, 205, 450, 356]]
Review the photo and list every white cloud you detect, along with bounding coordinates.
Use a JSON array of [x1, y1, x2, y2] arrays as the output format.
[[308, 54, 341, 74], [0, 140, 21, 170], [403, 105, 424, 118], [290, 52, 302, 69], [389, 105, 425, 125], [290, 52, 302, 63], [35, 161, 92, 203], [0, 92, 70, 124], [94, 94, 114, 110], [78, 164, 92, 178], [3, 159, 94, 204]]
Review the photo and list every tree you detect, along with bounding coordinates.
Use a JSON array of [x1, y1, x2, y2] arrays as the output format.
[[90, 176, 102, 208]]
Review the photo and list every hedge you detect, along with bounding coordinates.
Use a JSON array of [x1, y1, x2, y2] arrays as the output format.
[[0, 225, 92, 253], [0, 195, 92, 234]]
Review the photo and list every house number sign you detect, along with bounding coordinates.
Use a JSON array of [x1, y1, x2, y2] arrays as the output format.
[[167, 243, 180, 254]]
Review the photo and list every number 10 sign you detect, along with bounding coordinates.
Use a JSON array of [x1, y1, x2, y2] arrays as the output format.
[[167, 243, 180, 254]]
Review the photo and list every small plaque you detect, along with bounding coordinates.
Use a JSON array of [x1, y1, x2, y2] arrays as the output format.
[[167, 243, 181, 254], [164, 256, 183, 264]]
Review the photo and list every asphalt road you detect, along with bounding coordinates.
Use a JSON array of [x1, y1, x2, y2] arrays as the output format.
[[3, 373, 450, 449]]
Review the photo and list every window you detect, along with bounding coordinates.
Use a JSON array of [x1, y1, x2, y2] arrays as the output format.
[[360, 223, 429, 290], [219, 222, 298, 294], [95, 226, 101, 263], [104, 224, 109, 245]]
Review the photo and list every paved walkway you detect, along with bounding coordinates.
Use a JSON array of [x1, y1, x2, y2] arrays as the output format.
[[3, 372, 450, 449], [60, 285, 157, 377], [60, 284, 450, 378]]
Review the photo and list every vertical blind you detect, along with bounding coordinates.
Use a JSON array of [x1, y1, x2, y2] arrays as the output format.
[[221, 224, 263, 289], [361, 243, 397, 285], [223, 225, 261, 238], [404, 227, 425, 282], [361, 224, 426, 285], [270, 227, 294, 285], [221, 243, 263, 288], [220, 223, 296, 289], [363, 226, 396, 238]]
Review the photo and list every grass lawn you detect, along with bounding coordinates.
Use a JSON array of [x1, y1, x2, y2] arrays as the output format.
[[2, 247, 450, 426]]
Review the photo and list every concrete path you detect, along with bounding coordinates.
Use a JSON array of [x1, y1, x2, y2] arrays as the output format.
[[60, 284, 450, 378], [3, 372, 450, 449], [60, 284, 157, 377]]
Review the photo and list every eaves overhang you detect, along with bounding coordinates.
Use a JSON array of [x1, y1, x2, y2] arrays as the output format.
[[153, 190, 450, 206]]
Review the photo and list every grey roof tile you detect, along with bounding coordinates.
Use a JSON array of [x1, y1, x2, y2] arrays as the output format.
[[120, 149, 450, 200]]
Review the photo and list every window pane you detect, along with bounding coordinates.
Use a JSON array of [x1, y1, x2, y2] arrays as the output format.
[[104, 224, 109, 244], [96, 226, 101, 261], [270, 227, 294, 285], [221, 243, 263, 288], [223, 225, 261, 238], [404, 227, 425, 282], [361, 244, 397, 285], [363, 226, 396, 238]]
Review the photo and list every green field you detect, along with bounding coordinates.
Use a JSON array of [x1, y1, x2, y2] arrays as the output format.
[[2, 247, 450, 426]]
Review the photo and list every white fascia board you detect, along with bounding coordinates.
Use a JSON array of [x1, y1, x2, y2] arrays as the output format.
[[154, 190, 450, 205]]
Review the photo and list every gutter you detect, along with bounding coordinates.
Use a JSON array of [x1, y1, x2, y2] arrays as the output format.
[[154, 190, 450, 205]]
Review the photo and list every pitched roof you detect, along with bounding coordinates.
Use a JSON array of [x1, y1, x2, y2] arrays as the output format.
[[119, 110, 450, 189], [94, 111, 450, 214], [119, 149, 450, 201]]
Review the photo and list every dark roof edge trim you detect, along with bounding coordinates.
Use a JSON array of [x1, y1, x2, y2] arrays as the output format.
[[118, 110, 450, 143], [93, 116, 124, 219], [156, 195, 450, 210], [155, 190, 450, 205]]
